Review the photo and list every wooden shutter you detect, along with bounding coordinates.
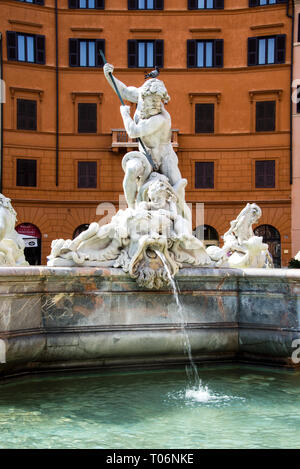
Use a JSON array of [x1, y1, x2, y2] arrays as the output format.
[[78, 162, 97, 188], [78, 103, 97, 133], [35, 35, 45, 64], [128, 40, 138, 67], [249, 0, 259, 6], [214, 0, 224, 9], [195, 104, 214, 133], [248, 37, 258, 66], [256, 101, 276, 132], [154, 0, 164, 9], [96, 39, 105, 67], [128, 0, 138, 9], [214, 39, 223, 67], [195, 162, 214, 189], [255, 161, 275, 188], [17, 159, 37, 187], [35, 0, 45, 4], [6, 32, 17, 61], [96, 0, 105, 8], [187, 40, 197, 68], [188, 0, 198, 9], [155, 40, 164, 68], [69, 39, 79, 67], [68, 0, 79, 7], [275, 35, 286, 64], [17, 99, 37, 131]]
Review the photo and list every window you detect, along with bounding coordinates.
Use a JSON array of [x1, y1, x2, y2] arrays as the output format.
[[78, 103, 97, 133], [128, 40, 164, 68], [69, 39, 105, 67], [195, 103, 214, 133], [78, 162, 97, 188], [6, 32, 45, 64], [188, 0, 224, 9], [17, 99, 37, 131], [255, 160, 275, 188], [17, 159, 37, 187], [249, 0, 287, 6], [15, 0, 44, 4], [68, 0, 104, 8], [256, 101, 276, 131], [187, 40, 223, 68], [128, 0, 163, 9], [248, 35, 286, 66], [195, 162, 214, 189]]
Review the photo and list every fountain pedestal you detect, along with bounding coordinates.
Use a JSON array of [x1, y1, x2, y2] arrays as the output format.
[[0, 266, 299, 379]]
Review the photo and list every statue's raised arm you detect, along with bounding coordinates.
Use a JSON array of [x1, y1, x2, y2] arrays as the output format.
[[103, 63, 139, 103]]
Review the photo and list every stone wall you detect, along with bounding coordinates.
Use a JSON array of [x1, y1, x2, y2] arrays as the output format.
[[0, 267, 299, 378]]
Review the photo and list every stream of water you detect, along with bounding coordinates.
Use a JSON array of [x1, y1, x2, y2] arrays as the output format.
[[155, 250, 211, 402]]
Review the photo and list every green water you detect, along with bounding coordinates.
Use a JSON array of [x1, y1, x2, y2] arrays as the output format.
[[0, 365, 300, 449]]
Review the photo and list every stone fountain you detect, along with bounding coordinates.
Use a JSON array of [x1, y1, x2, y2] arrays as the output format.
[[0, 67, 299, 379]]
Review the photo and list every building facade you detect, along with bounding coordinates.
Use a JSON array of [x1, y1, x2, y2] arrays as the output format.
[[292, 0, 300, 256], [0, 0, 293, 266]]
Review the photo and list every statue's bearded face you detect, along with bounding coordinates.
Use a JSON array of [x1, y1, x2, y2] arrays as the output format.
[[140, 94, 162, 119]]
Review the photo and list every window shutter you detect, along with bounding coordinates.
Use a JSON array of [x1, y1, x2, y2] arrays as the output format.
[[128, 40, 138, 67], [255, 161, 275, 188], [275, 34, 286, 64], [78, 162, 97, 188], [35, 0, 45, 5], [17, 99, 37, 131], [195, 162, 214, 189], [128, 0, 138, 9], [68, 0, 79, 7], [214, 0, 224, 9], [266, 161, 275, 188], [255, 161, 265, 188], [155, 40, 164, 68], [17, 159, 37, 187], [69, 39, 79, 67], [249, 0, 259, 6], [154, 0, 164, 9], [6, 32, 17, 61], [195, 104, 214, 133], [214, 39, 223, 67], [256, 101, 275, 132], [78, 103, 97, 133], [35, 35, 45, 64], [248, 37, 258, 66], [187, 40, 197, 68], [188, 0, 198, 9], [96, 0, 105, 8], [96, 39, 105, 67]]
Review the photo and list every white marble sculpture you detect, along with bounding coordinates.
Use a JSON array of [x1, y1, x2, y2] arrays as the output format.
[[0, 193, 28, 266], [207, 203, 273, 268], [47, 66, 273, 287]]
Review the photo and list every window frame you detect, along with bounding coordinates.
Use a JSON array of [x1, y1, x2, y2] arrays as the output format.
[[68, 0, 105, 9], [188, 0, 224, 9], [248, 34, 286, 66], [77, 161, 98, 189], [255, 159, 276, 189], [78, 102, 98, 134], [6, 31, 46, 65], [187, 39, 224, 68], [195, 103, 215, 134], [128, 39, 164, 68], [16, 158, 37, 188], [128, 0, 164, 10], [69, 38, 105, 68], [249, 0, 287, 7], [194, 161, 215, 189], [255, 100, 276, 132], [17, 98, 37, 131]]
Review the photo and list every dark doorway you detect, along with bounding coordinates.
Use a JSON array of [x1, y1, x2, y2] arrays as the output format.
[[254, 224, 281, 268]]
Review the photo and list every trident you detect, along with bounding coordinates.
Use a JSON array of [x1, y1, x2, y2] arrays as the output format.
[[99, 50, 157, 170]]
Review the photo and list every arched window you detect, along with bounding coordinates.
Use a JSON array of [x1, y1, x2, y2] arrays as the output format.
[[254, 224, 281, 268], [73, 224, 90, 239], [194, 224, 219, 247], [16, 223, 41, 265]]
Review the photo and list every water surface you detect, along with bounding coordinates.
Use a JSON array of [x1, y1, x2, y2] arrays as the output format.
[[0, 365, 299, 449]]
